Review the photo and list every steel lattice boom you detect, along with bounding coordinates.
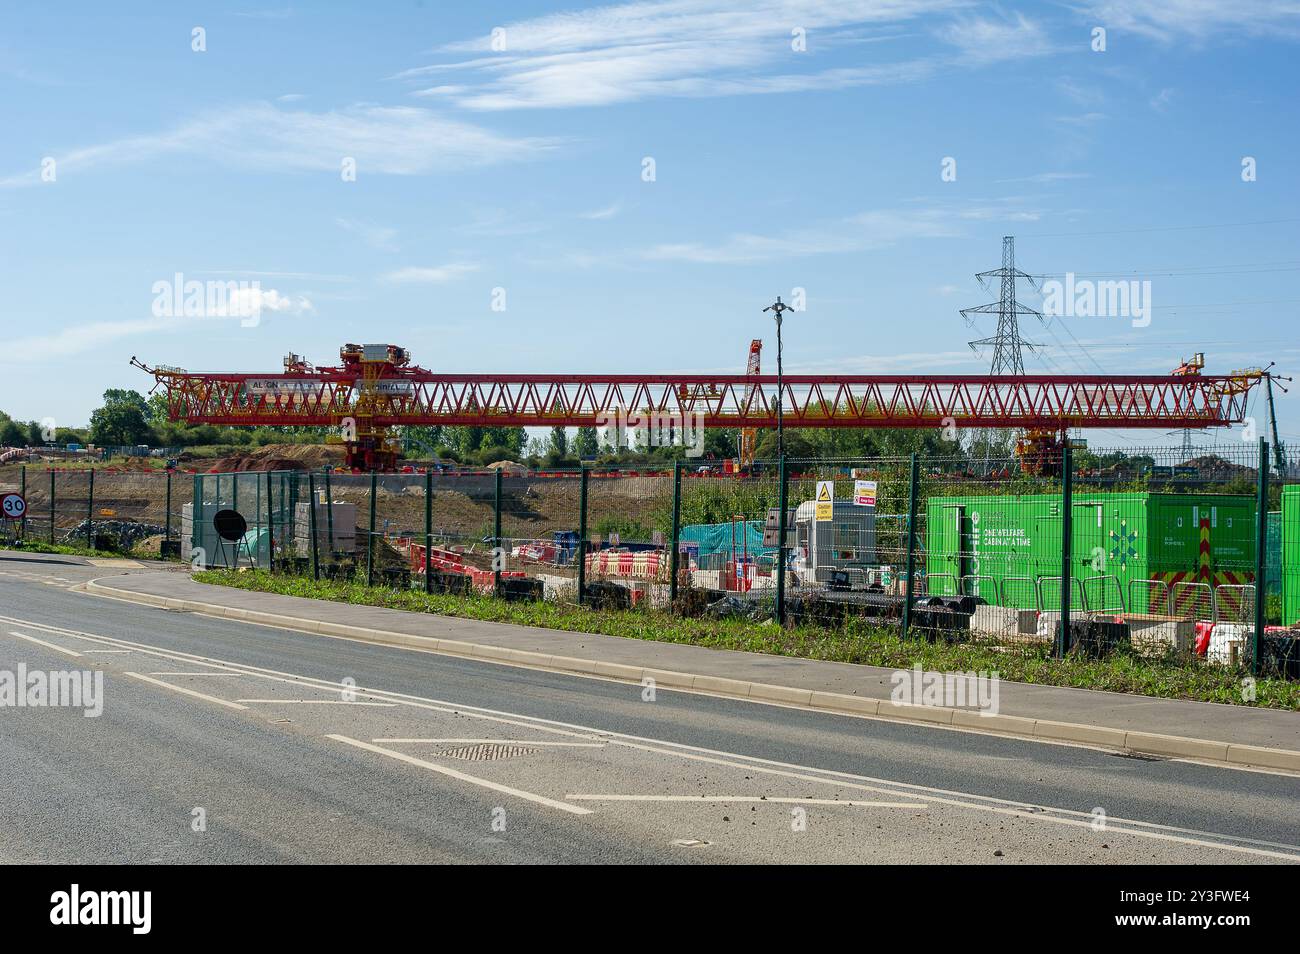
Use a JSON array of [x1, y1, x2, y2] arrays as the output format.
[[132, 345, 1263, 470]]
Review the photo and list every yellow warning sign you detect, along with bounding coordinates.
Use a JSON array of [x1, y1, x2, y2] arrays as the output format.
[[815, 480, 834, 521]]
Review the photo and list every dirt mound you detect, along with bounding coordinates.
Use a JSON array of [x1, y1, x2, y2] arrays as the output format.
[[206, 444, 345, 473]]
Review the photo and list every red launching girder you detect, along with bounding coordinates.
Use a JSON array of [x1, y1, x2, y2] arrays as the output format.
[[139, 364, 1261, 431]]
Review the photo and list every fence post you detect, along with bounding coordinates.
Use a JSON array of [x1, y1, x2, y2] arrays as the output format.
[[164, 469, 172, 547], [19, 465, 26, 539], [86, 468, 95, 551], [192, 473, 201, 566], [1058, 443, 1074, 658], [266, 471, 276, 573], [307, 473, 320, 580], [494, 467, 503, 596], [1254, 437, 1269, 676], [902, 453, 920, 638], [669, 460, 683, 607], [49, 469, 55, 544], [366, 471, 377, 586], [577, 466, 589, 607], [424, 468, 433, 595], [775, 454, 789, 626], [323, 469, 335, 555], [289, 472, 299, 562]]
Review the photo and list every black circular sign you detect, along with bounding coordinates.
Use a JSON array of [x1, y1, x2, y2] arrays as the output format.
[[212, 509, 248, 542]]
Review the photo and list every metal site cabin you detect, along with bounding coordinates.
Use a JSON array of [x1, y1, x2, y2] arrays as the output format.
[[925, 490, 1258, 614]]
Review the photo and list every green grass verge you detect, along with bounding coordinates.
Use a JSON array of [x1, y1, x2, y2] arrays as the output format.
[[1, 540, 113, 558], [193, 569, 1300, 710], [0, 540, 174, 561]]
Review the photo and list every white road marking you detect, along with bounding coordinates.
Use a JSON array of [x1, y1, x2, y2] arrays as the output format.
[[83, 649, 131, 654], [375, 738, 606, 747], [149, 672, 247, 677], [7, 630, 83, 657], [236, 699, 397, 706], [568, 795, 927, 808], [123, 672, 248, 710], [5, 611, 1297, 859], [326, 735, 592, 815]]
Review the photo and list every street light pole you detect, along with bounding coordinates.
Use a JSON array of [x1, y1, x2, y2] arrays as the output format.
[[763, 296, 793, 457]]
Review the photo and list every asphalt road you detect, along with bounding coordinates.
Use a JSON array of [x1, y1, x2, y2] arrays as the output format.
[[1, 555, 1297, 864]]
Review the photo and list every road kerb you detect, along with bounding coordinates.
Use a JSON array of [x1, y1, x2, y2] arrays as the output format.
[[747, 684, 815, 707], [1123, 731, 1230, 763], [1225, 743, 1300, 771], [950, 709, 1033, 735], [1033, 719, 1128, 750], [78, 578, 1300, 772]]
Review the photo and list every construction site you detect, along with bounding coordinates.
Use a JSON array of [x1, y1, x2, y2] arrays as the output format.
[[3, 238, 1297, 678]]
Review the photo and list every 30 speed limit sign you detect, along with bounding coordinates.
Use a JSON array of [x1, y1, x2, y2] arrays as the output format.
[[1, 492, 26, 520]]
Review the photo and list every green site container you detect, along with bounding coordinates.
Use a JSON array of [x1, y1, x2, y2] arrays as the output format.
[[1283, 486, 1300, 627], [925, 491, 1257, 612]]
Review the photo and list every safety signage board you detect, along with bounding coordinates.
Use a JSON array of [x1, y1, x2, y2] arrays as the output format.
[[1, 492, 26, 520], [815, 481, 834, 521], [853, 479, 877, 507]]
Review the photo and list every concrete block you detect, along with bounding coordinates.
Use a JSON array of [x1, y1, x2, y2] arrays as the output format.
[[1124, 614, 1194, 654], [970, 604, 1037, 636]]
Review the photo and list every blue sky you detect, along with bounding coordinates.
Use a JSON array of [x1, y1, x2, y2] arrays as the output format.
[[2, 1, 1298, 449]]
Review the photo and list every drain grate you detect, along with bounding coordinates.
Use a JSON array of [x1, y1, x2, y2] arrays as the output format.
[[437, 743, 538, 761]]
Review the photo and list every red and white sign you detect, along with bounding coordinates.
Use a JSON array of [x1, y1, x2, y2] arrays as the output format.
[[1, 492, 26, 520], [853, 479, 877, 507]]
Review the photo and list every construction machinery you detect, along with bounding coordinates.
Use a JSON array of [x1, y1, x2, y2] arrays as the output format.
[[737, 339, 762, 469], [134, 344, 1267, 472]]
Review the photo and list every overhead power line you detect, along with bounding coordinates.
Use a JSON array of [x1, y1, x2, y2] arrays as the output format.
[[961, 236, 1045, 375], [1021, 217, 1300, 239]]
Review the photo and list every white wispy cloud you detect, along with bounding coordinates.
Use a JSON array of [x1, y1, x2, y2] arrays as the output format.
[[1082, 1, 1300, 42], [542, 199, 1045, 267], [935, 11, 1056, 64], [197, 269, 355, 283], [579, 200, 623, 220], [641, 209, 960, 264], [2, 284, 313, 364], [381, 263, 480, 283], [393, 2, 1054, 110], [0, 103, 560, 187], [337, 218, 399, 252], [3, 320, 176, 364], [996, 171, 1094, 184], [214, 287, 314, 317]]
